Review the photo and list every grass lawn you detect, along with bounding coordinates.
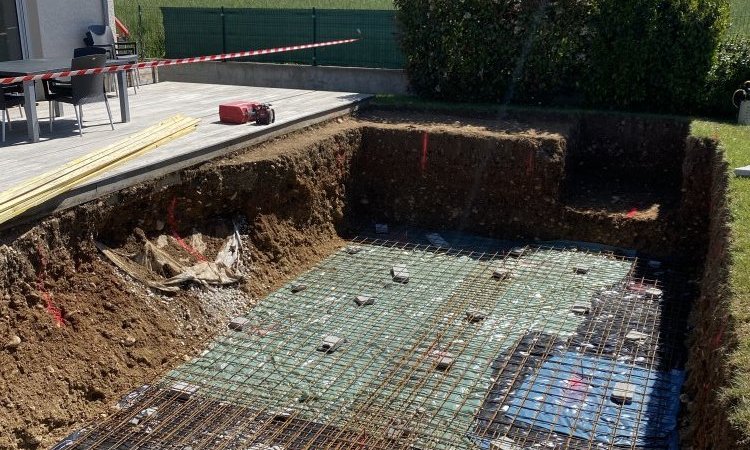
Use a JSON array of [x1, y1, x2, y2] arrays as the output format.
[[691, 120, 750, 429], [731, 0, 750, 36]]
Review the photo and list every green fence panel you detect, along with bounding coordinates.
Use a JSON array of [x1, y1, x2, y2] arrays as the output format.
[[162, 7, 224, 58], [225, 8, 314, 64], [161, 7, 404, 69], [316, 9, 404, 69]]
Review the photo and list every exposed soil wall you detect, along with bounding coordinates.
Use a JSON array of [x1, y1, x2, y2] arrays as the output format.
[[568, 115, 690, 188], [349, 124, 567, 238], [0, 122, 360, 450], [681, 138, 745, 449], [349, 116, 707, 263]]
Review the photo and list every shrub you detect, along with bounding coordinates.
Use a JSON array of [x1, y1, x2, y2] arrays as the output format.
[[394, 0, 544, 101], [515, 0, 596, 105], [585, 0, 729, 112], [700, 37, 750, 118], [394, 0, 730, 114]]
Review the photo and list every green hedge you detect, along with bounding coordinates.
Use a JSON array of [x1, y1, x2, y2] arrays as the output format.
[[394, 0, 732, 115], [702, 37, 750, 117]]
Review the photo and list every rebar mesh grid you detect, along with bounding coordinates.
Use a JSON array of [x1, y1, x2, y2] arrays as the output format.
[[57, 237, 689, 450]]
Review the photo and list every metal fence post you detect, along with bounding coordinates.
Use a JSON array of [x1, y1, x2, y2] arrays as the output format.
[[312, 7, 317, 66], [221, 6, 227, 56], [137, 3, 144, 58]]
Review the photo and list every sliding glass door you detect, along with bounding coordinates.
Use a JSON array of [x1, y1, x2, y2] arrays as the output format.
[[0, 0, 21, 61]]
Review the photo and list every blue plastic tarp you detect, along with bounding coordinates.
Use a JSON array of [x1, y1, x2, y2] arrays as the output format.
[[504, 352, 684, 448]]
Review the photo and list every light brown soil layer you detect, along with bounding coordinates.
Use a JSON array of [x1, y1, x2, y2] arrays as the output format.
[[0, 120, 359, 450]]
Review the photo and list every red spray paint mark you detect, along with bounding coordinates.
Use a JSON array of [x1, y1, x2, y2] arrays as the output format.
[[168, 197, 207, 262], [356, 432, 369, 450], [626, 208, 638, 218], [420, 131, 429, 172], [563, 373, 589, 403], [713, 326, 725, 349], [526, 149, 536, 176], [35, 243, 64, 327]]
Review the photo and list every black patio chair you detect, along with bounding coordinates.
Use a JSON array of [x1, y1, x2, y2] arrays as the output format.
[[45, 54, 114, 137], [0, 85, 24, 142], [74, 46, 108, 58], [85, 25, 139, 94], [45, 47, 108, 92]]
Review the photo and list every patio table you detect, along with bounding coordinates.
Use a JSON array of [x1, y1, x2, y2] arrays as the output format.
[[0, 56, 136, 142]]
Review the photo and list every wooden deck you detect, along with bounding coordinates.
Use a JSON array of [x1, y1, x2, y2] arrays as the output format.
[[0, 81, 369, 224]]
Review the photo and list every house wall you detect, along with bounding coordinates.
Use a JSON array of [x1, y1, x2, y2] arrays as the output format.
[[23, 0, 114, 58]]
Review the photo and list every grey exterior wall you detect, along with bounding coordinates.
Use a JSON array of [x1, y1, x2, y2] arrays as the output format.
[[158, 62, 410, 95], [24, 0, 113, 58]]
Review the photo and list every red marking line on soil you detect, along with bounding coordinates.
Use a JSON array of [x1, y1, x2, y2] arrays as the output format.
[[626, 208, 638, 218], [168, 197, 207, 262], [714, 326, 725, 349], [35, 243, 64, 327], [526, 148, 535, 176], [356, 432, 368, 450], [421, 131, 429, 172]]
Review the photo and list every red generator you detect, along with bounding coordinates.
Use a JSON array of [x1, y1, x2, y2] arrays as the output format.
[[219, 101, 260, 124], [219, 101, 276, 125]]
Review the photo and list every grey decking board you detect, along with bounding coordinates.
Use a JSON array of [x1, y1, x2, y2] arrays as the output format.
[[0, 81, 369, 229], [0, 82, 367, 192]]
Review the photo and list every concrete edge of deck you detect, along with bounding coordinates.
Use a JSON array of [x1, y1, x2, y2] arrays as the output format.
[[3, 94, 372, 231]]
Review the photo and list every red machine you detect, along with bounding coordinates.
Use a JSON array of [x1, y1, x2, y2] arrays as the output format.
[[219, 101, 276, 125]]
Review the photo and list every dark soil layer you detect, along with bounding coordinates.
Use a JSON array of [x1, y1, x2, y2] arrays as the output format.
[[349, 114, 710, 265], [681, 140, 742, 450], [0, 111, 726, 449]]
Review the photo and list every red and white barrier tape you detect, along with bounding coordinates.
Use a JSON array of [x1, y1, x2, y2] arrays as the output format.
[[0, 38, 359, 85]]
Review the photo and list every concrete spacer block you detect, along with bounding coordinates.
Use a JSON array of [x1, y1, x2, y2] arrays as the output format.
[[228, 316, 250, 331], [168, 381, 199, 401], [645, 287, 663, 297], [611, 382, 635, 405], [430, 350, 455, 371], [573, 265, 590, 275], [291, 284, 307, 293], [466, 310, 488, 323], [571, 303, 590, 315], [625, 330, 649, 343], [354, 295, 375, 306], [129, 406, 158, 426], [391, 264, 410, 283], [492, 267, 512, 280], [490, 437, 523, 450], [317, 335, 346, 353], [509, 247, 527, 258], [345, 246, 363, 255]]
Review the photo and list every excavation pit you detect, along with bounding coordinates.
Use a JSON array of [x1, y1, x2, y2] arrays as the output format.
[[0, 111, 721, 450]]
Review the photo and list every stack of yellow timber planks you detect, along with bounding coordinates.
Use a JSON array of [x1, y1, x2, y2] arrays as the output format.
[[0, 114, 199, 225]]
